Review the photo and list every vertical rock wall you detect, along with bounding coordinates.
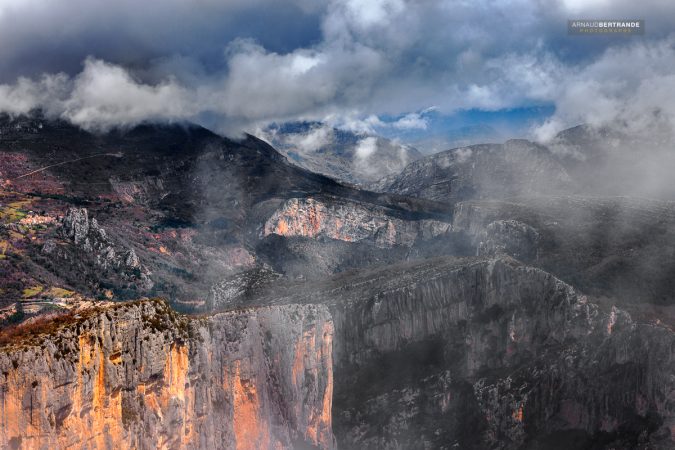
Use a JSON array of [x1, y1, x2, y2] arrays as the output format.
[[319, 257, 675, 449], [0, 300, 335, 450]]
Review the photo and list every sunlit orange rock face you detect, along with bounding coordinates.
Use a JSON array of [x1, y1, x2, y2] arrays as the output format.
[[0, 299, 335, 450], [264, 198, 451, 248]]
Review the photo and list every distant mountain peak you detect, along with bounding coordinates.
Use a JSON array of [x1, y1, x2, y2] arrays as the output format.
[[257, 121, 422, 186]]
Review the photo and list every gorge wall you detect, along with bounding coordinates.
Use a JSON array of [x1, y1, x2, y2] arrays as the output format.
[[237, 256, 675, 449], [326, 257, 675, 449], [0, 299, 335, 450], [451, 197, 675, 308], [263, 197, 451, 248]]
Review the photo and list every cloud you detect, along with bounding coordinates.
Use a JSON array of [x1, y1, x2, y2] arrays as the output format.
[[286, 125, 334, 154], [0, 0, 326, 82], [391, 112, 428, 130], [0, 58, 200, 130], [63, 59, 197, 130], [355, 137, 378, 160], [336, 0, 405, 29], [531, 38, 675, 141], [0, 73, 69, 116], [264, 123, 335, 155], [217, 39, 386, 124], [353, 136, 380, 176], [0, 0, 674, 136]]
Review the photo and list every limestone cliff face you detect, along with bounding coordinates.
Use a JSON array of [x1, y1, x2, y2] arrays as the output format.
[[451, 201, 544, 263], [238, 256, 675, 449], [263, 197, 450, 248], [0, 299, 335, 450], [451, 197, 675, 307], [325, 258, 675, 449]]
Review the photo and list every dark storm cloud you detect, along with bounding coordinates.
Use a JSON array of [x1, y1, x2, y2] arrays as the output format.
[[0, 0, 325, 81], [0, 0, 674, 137]]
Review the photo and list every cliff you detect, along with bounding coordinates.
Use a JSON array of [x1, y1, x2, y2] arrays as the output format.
[[0, 299, 335, 450], [228, 256, 675, 449], [3, 112, 674, 450], [263, 197, 450, 248], [329, 258, 674, 449], [451, 196, 675, 309]]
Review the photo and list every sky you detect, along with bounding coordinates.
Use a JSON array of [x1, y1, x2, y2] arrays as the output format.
[[0, 0, 674, 147]]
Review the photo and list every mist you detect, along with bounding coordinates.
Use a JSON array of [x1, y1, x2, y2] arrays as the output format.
[[1, 0, 675, 449]]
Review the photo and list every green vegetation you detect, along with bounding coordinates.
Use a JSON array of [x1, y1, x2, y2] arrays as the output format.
[[0, 200, 31, 223], [6, 302, 25, 324], [140, 297, 192, 339], [22, 285, 43, 298], [45, 287, 75, 298]]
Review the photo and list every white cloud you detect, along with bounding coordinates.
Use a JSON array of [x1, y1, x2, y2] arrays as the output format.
[[326, 114, 385, 135], [531, 38, 675, 141], [339, 0, 404, 28], [284, 124, 334, 154], [0, 0, 674, 138], [0, 73, 69, 116], [392, 112, 428, 130], [355, 136, 378, 160], [560, 0, 609, 13], [63, 59, 196, 130]]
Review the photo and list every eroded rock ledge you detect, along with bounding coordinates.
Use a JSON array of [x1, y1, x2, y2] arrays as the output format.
[[0, 299, 335, 450], [264, 197, 450, 248]]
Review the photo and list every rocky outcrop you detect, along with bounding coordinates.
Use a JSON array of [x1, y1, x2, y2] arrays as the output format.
[[207, 267, 282, 310], [376, 140, 571, 202], [477, 219, 540, 260], [236, 256, 675, 449], [0, 299, 335, 450], [59, 208, 144, 273], [441, 200, 542, 259], [39, 208, 154, 298], [328, 258, 674, 449], [264, 197, 451, 248], [451, 197, 675, 307]]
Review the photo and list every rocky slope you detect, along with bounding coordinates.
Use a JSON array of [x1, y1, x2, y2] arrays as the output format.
[[547, 124, 675, 199], [373, 139, 572, 202], [0, 112, 452, 310], [452, 196, 675, 310], [221, 256, 675, 449], [375, 122, 675, 204], [48, 207, 153, 295], [0, 299, 335, 450]]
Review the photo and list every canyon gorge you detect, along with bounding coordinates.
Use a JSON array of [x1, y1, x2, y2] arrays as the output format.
[[0, 114, 673, 449]]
